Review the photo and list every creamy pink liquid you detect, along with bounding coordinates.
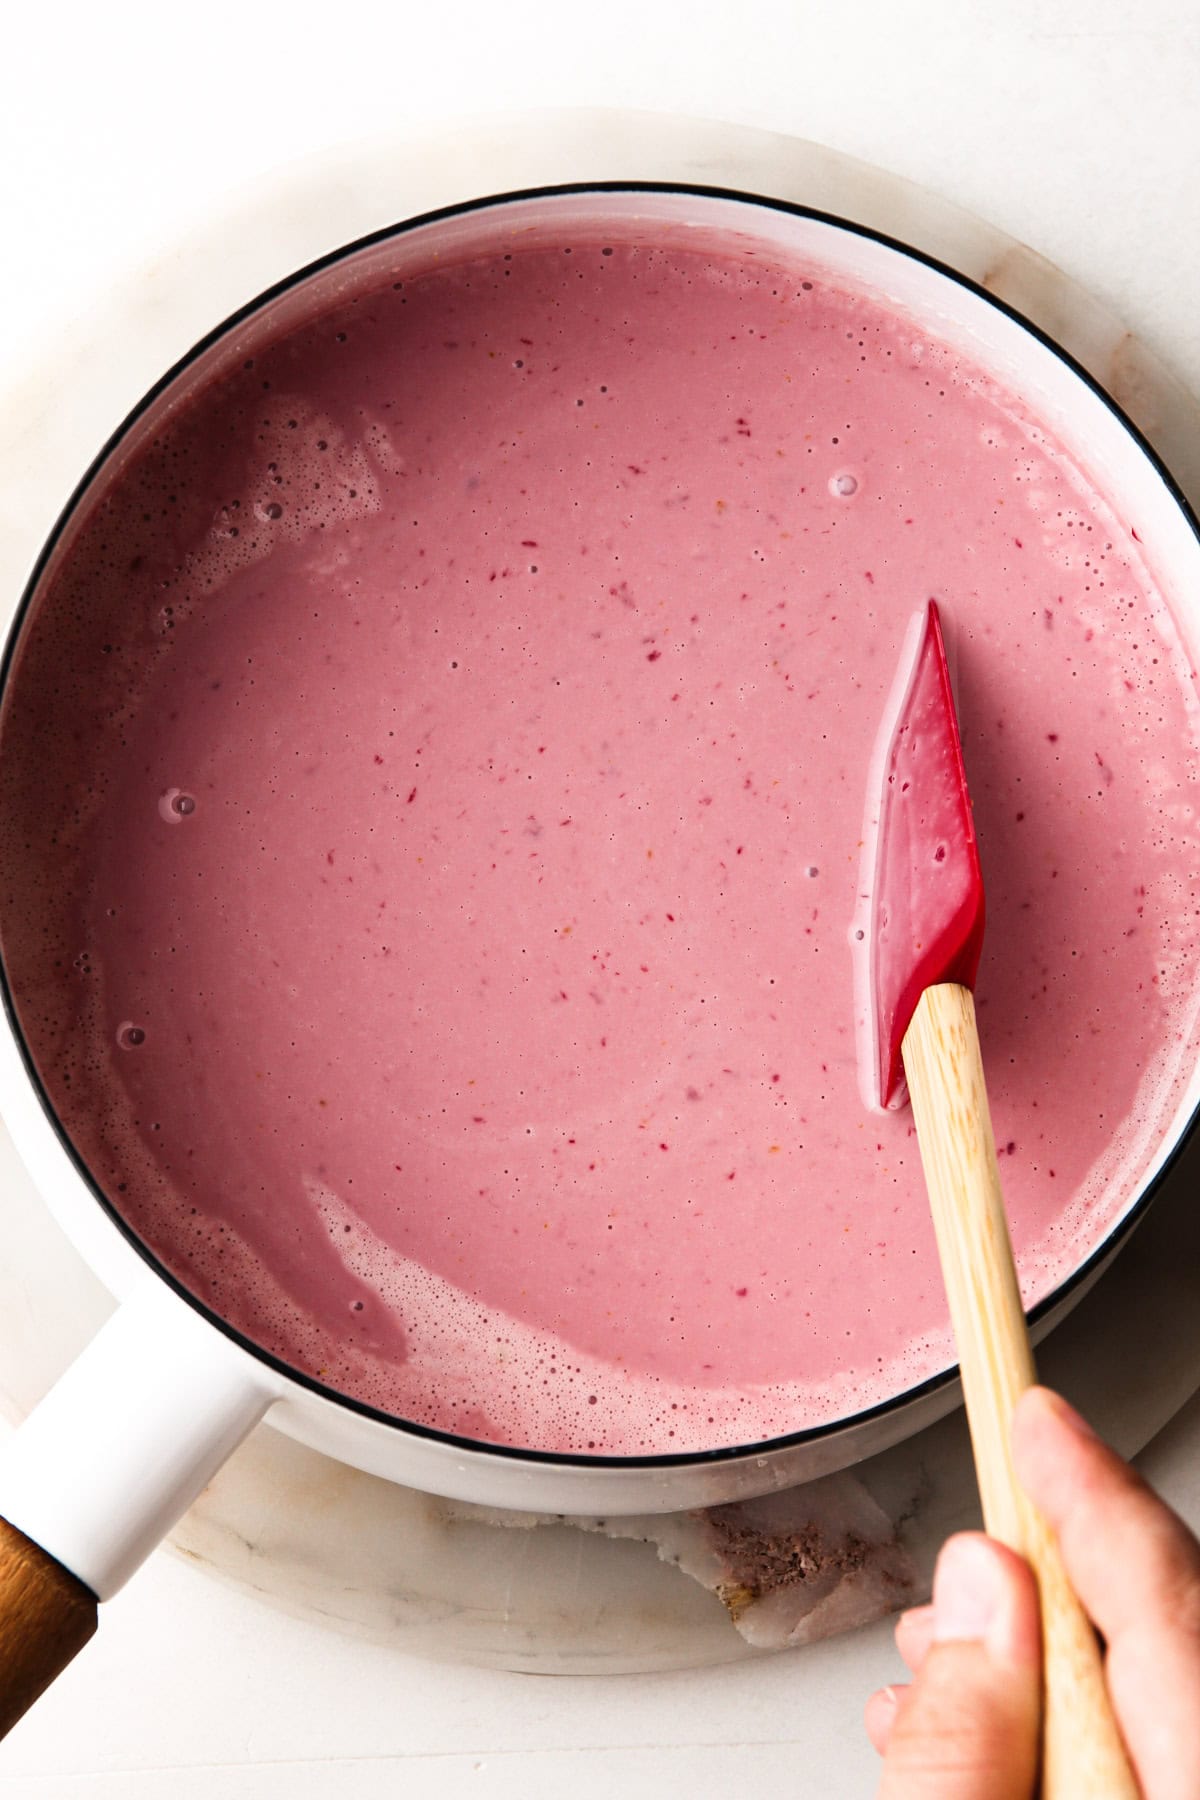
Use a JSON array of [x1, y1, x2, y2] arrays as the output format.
[[3, 230, 1199, 1454]]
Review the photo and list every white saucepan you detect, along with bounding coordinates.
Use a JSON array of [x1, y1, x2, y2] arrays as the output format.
[[0, 184, 1198, 1732]]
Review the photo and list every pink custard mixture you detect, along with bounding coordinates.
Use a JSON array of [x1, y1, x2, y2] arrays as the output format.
[[3, 219, 1199, 1456]]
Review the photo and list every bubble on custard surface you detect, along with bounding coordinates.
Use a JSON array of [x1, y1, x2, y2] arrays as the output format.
[[116, 1022, 146, 1051], [158, 787, 196, 823], [829, 471, 859, 499]]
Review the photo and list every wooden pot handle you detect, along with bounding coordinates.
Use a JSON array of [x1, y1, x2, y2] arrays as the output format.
[[903, 983, 1139, 1799], [0, 1514, 97, 1738]]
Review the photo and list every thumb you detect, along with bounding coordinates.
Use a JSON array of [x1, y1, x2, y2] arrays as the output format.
[[877, 1534, 1042, 1799]]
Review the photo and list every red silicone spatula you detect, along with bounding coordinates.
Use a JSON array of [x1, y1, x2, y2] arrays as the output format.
[[869, 601, 1137, 1798]]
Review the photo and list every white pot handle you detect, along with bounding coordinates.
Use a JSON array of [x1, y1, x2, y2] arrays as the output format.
[[0, 1276, 277, 1733]]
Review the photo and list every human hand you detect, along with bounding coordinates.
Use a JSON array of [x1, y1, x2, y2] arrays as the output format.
[[866, 1385, 1200, 1797]]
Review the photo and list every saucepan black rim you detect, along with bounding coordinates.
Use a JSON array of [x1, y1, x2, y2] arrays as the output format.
[[2, 180, 1198, 1473]]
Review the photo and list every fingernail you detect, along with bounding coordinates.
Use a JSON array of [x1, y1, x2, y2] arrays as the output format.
[[1030, 1385, 1100, 1442], [932, 1535, 1005, 1645], [897, 1602, 935, 1634], [874, 1683, 900, 1717]]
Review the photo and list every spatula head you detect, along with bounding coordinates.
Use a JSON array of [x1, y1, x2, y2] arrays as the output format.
[[870, 601, 985, 1109]]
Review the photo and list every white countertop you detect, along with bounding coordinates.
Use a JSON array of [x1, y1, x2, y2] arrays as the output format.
[[2, 4, 1199, 1793]]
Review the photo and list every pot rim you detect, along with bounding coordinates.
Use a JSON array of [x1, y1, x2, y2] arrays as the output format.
[[3, 178, 1199, 1473]]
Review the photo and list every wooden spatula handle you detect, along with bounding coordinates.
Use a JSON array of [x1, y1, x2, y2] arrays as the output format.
[[0, 1514, 97, 1738], [902, 982, 1138, 1799]]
